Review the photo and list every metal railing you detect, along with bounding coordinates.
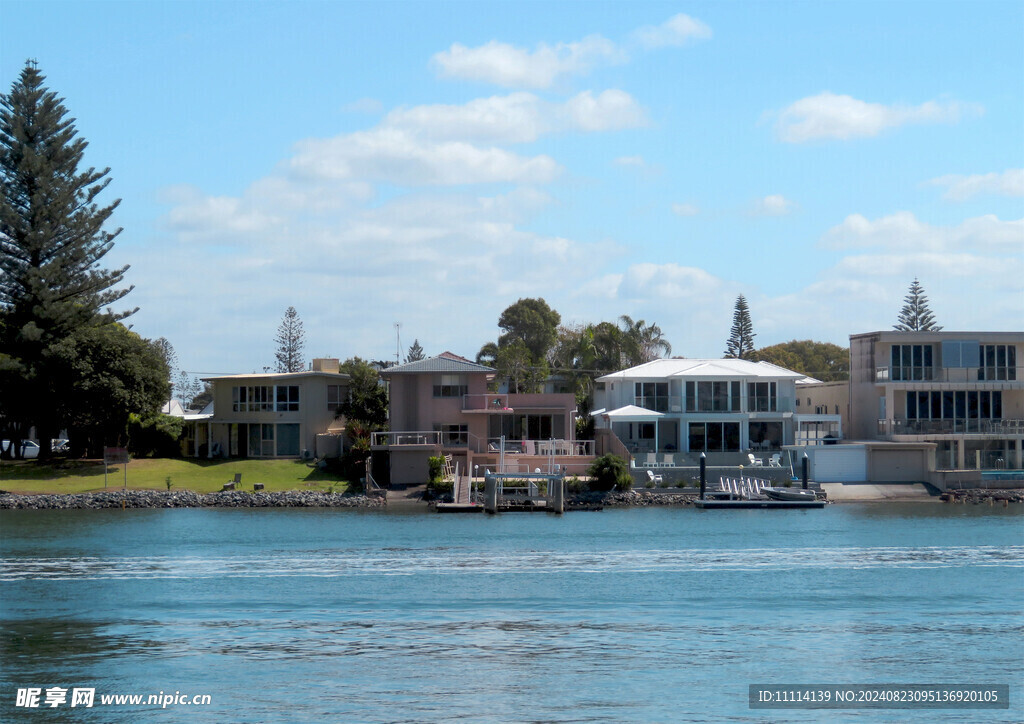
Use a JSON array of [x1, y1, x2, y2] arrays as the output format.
[[634, 395, 682, 413], [371, 431, 442, 447], [876, 366, 1022, 383], [462, 393, 512, 411], [878, 418, 1024, 437]]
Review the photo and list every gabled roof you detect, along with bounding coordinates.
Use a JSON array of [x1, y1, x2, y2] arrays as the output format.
[[381, 351, 495, 376], [597, 358, 805, 381]]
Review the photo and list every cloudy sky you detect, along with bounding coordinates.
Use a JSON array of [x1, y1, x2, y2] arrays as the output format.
[[2, 1, 1022, 375]]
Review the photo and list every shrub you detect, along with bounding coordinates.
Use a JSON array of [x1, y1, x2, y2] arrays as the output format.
[[566, 475, 588, 494], [587, 454, 632, 492], [427, 456, 445, 485]]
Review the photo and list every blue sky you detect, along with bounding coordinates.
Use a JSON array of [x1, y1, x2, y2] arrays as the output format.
[[3, 1, 1022, 375]]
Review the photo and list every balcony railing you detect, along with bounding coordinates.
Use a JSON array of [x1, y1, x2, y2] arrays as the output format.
[[876, 366, 1022, 383], [371, 431, 442, 447], [634, 395, 682, 413], [877, 418, 1024, 437], [463, 394, 513, 411]]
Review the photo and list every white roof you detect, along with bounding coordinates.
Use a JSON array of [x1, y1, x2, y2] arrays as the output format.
[[598, 358, 805, 381], [593, 404, 666, 421]]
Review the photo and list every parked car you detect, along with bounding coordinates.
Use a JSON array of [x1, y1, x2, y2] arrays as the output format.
[[1, 440, 40, 459]]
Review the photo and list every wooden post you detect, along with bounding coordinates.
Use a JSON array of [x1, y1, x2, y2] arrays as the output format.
[[699, 452, 706, 500]]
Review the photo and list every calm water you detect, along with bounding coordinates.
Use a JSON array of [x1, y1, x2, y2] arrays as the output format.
[[1, 504, 1022, 722]]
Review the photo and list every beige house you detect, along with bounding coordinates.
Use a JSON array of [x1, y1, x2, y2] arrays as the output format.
[[375, 352, 591, 485], [193, 358, 350, 459], [849, 331, 1023, 470]]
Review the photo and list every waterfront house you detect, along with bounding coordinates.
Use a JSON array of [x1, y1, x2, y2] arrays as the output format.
[[592, 358, 842, 466], [847, 331, 1023, 470], [375, 352, 592, 485], [191, 358, 350, 459]]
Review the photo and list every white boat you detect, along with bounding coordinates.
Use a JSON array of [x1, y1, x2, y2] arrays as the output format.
[[761, 487, 817, 502]]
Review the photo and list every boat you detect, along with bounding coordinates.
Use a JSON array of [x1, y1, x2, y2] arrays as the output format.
[[761, 487, 818, 502]]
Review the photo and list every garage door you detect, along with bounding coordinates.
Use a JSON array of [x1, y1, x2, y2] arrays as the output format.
[[813, 446, 867, 482]]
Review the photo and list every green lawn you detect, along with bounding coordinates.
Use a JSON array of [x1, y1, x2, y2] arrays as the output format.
[[0, 457, 353, 495]]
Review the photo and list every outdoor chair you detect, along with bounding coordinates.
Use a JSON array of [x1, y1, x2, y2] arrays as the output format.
[[747, 453, 763, 467], [647, 470, 663, 486], [223, 473, 241, 491], [769, 453, 783, 468]]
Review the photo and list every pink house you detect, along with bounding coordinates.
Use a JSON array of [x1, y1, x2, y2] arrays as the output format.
[[375, 352, 594, 485]]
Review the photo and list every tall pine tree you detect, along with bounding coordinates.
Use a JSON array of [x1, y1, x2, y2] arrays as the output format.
[[1, 62, 134, 456], [274, 306, 305, 372], [894, 278, 942, 331], [724, 295, 756, 359], [405, 339, 425, 363]]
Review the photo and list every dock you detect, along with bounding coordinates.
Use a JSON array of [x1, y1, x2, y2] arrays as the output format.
[[693, 498, 826, 509]]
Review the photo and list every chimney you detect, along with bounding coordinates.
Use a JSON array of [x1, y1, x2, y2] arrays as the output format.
[[312, 358, 340, 373]]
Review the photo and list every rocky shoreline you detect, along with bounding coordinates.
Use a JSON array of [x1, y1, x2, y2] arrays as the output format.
[[0, 489, 386, 510], [940, 489, 1024, 505]]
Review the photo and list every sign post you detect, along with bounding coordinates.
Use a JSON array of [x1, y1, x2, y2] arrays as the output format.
[[104, 447, 130, 490]]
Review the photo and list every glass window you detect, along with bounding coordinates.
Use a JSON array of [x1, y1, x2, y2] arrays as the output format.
[[433, 374, 468, 397], [276, 424, 300, 456], [276, 385, 299, 412], [327, 385, 344, 412]]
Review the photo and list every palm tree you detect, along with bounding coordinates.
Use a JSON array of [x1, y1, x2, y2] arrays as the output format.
[[619, 315, 672, 365]]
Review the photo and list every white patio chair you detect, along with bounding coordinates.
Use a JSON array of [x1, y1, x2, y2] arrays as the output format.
[[769, 453, 783, 468], [647, 470, 663, 485], [747, 453, 764, 467]]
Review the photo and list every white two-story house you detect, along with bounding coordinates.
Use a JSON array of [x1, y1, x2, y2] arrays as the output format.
[[593, 358, 841, 464]]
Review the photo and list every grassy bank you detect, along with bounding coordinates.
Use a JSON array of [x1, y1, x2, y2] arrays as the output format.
[[0, 458, 352, 495]]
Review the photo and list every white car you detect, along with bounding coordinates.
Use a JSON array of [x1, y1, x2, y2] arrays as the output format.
[[1, 440, 40, 459]]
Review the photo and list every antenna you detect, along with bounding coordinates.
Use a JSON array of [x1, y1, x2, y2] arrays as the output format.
[[395, 322, 401, 363]]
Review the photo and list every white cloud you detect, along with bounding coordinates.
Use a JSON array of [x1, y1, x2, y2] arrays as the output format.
[[612, 263, 724, 300], [774, 92, 975, 143], [431, 35, 624, 89], [431, 13, 710, 89], [926, 169, 1024, 201], [342, 97, 384, 114], [821, 211, 1024, 251], [671, 202, 699, 217], [751, 194, 795, 216], [288, 128, 561, 186], [632, 13, 712, 48], [614, 155, 646, 167], [383, 90, 646, 144]]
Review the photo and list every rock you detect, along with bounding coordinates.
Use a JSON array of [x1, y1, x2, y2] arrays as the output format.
[[0, 489, 386, 510]]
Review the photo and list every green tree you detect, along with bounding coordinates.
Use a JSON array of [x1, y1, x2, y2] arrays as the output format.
[[587, 453, 632, 492], [55, 324, 170, 457], [749, 340, 850, 381], [405, 339, 425, 363], [496, 298, 561, 361], [337, 357, 388, 430], [0, 62, 134, 457], [494, 339, 548, 394], [894, 278, 942, 331], [619, 315, 672, 365], [274, 306, 306, 372], [724, 295, 756, 359]]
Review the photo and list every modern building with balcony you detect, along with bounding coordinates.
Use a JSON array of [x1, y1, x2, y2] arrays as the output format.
[[850, 331, 1024, 470], [193, 358, 351, 459], [593, 358, 841, 465], [376, 352, 592, 485]]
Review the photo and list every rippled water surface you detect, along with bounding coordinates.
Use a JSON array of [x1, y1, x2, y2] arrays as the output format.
[[2, 504, 1021, 722]]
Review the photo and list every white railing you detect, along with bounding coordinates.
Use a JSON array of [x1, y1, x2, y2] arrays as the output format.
[[371, 431, 442, 447]]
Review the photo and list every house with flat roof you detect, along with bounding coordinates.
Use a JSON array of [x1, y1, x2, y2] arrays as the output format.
[[375, 352, 591, 485], [193, 358, 350, 459], [593, 358, 841, 465], [849, 331, 1023, 470]]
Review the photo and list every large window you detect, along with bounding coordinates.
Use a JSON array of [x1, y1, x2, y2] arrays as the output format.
[[747, 382, 777, 412], [979, 344, 1017, 381], [276, 385, 300, 412], [327, 385, 344, 412], [234, 385, 300, 412], [433, 374, 468, 398], [233, 386, 273, 412], [488, 414, 564, 441], [276, 424, 300, 456], [686, 381, 741, 412], [891, 344, 933, 381], [634, 382, 669, 412], [688, 422, 741, 452], [906, 390, 1002, 420], [248, 424, 275, 457], [435, 423, 468, 446]]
